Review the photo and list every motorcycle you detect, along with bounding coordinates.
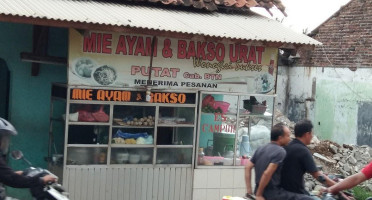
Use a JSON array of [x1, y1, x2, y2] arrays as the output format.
[[317, 173, 355, 200], [10, 150, 69, 200]]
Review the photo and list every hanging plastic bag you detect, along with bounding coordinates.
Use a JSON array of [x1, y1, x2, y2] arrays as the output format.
[[92, 105, 109, 122], [114, 130, 149, 139], [78, 110, 95, 122]]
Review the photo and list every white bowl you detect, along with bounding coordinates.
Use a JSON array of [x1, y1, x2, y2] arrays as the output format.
[[141, 154, 151, 162], [72, 57, 97, 79], [116, 153, 129, 164], [129, 154, 140, 164]]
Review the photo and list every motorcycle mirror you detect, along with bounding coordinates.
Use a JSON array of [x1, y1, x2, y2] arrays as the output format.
[[11, 150, 24, 160], [11, 150, 32, 166]]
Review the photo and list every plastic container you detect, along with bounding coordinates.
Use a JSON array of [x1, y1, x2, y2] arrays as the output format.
[[252, 104, 267, 114], [213, 101, 230, 113], [241, 157, 250, 166], [198, 148, 205, 165], [240, 135, 250, 156], [204, 156, 224, 164]]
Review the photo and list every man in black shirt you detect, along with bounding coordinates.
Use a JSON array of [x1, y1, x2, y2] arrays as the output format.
[[281, 119, 335, 197]]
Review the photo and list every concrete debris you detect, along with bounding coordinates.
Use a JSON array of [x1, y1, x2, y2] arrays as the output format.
[[314, 153, 337, 164], [306, 142, 372, 193], [329, 144, 338, 154]]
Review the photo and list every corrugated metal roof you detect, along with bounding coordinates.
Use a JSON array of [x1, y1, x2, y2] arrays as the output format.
[[0, 0, 321, 45]]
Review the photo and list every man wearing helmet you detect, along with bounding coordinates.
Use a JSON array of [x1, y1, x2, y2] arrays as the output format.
[[0, 117, 56, 199]]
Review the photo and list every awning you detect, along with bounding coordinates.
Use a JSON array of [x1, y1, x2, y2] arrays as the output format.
[[0, 0, 321, 46]]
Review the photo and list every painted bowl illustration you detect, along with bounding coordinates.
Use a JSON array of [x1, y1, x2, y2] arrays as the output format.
[[73, 57, 97, 78], [93, 65, 117, 85], [255, 73, 274, 94]]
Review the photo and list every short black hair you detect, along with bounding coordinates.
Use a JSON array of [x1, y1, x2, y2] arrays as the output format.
[[294, 119, 313, 137], [271, 123, 287, 141]]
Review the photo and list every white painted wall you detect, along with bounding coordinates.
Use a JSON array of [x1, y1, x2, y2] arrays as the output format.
[[277, 66, 372, 145]]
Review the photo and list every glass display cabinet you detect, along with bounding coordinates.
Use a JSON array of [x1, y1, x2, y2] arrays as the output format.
[[64, 88, 197, 166], [197, 92, 274, 167]]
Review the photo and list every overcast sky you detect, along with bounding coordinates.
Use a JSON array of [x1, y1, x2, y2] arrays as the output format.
[[251, 0, 352, 33]]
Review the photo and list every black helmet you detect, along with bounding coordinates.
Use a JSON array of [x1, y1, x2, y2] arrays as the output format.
[[0, 118, 17, 155]]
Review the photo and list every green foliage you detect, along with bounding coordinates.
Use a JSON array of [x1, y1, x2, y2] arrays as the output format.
[[353, 186, 372, 200]]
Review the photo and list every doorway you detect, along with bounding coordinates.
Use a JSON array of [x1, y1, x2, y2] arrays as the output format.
[[0, 59, 10, 119]]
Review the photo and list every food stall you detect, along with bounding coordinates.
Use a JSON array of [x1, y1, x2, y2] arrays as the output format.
[[62, 28, 277, 199]]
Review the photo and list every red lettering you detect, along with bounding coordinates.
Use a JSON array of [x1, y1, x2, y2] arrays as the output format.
[[160, 68, 171, 77], [196, 42, 207, 60], [229, 44, 239, 62], [131, 65, 141, 75], [145, 37, 157, 57], [83, 33, 96, 52], [247, 46, 257, 63], [170, 68, 180, 78], [115, 35, 127, 55], [239, 45, 248, 63], [256, 46, 265, 64], [206, 43, 216, 61], [186, 41, 196, 59], [141, 66, 149, 76], [134, 37, 145, 56], [102, 34, 112, 54], [178, 40, 187, 59], [162, 39, 172, 58], [215, 43, 225, 61], [97, 33, 102, 53], [126, 36, 137, 55], [202, 124, 208, 132], [151, 67, 161, 77]]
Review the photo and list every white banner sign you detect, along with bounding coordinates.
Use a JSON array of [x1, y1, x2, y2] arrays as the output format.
[[68, 29, 278, 94]]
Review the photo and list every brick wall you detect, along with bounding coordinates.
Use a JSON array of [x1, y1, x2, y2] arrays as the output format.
[[300, 0, 372, 67]]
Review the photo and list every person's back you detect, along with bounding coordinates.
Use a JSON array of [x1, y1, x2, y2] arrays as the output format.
[[252, 143, 286, 190]]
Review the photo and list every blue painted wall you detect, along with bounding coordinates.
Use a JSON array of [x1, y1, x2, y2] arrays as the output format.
[[0, 22, 67, 199]]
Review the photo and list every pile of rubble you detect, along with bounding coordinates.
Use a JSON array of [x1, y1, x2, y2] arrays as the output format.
[[274, 108, 372, 192], [306, 140, 372, 192]]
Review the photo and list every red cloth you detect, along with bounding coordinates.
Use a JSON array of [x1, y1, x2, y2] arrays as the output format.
[[361, 161, 372, 179]]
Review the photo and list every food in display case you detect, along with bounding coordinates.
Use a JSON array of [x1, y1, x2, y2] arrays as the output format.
[[91, 105, 109, 122], [112, 130, 153, 144], [116, 152, 129, 164], [111, 148, 153, 164], [66, 91, 197, 165], [129, 154, 141, 164], [113, 115, 155, 126], [69, 104, 110, 122], [158, 117, 186, 125]]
